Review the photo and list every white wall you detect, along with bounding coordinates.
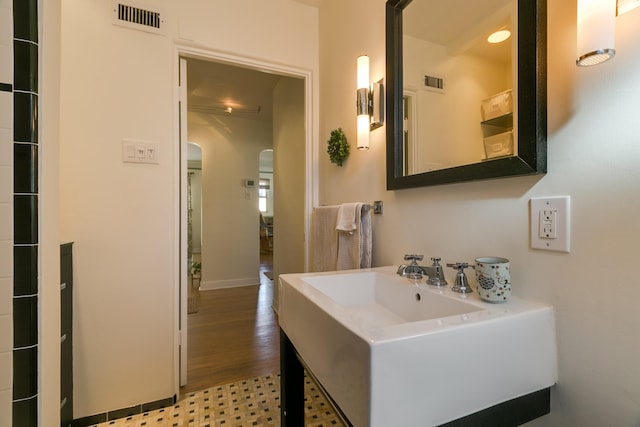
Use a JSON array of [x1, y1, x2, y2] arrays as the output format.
[[41, 0, 63, 423], [318, 0, 640, 425], [272, 76, 307, 310], [188, 112, 272, 289], [60, 1, 175, 416], [58, 0, 318, 418]]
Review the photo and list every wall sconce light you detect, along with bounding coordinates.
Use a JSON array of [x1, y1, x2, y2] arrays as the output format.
[[576, 0, 616, 66], [356, 55, 384, 150]]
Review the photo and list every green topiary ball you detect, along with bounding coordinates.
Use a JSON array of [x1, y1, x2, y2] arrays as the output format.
[[327, 128, 350, 166]]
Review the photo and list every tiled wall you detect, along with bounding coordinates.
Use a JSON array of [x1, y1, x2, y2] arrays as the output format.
[[0, 0, 40, 425], [0, 0, 15, 424]]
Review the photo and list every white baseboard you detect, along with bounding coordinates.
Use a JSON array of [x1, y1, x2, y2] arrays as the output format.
[[199, 277, 259, 291]]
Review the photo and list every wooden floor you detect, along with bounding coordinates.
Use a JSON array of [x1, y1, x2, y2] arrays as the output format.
[[180, 253, 279, 395]]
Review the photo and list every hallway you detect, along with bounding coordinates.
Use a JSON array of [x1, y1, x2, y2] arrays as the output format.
[[181, 254, 279, 395]]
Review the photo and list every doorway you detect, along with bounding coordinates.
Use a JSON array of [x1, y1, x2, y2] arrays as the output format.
[[176, 49, 313, 395], [259, 149, 274, 256]]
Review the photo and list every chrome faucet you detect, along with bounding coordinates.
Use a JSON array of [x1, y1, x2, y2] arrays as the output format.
[[425, 257, 447, 287], [397, 255, 448, 287], [397, 254, 426, 280]]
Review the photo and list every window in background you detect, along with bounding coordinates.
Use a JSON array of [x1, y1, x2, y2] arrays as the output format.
[[259, 178, 270, 213]]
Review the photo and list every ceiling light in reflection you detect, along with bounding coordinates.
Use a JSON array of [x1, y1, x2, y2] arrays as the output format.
[[488, 29, 511, 44]]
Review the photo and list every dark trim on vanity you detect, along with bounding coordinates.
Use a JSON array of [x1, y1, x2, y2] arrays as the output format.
[[280, 329, 305, 427], [440, 388, 551, 427]]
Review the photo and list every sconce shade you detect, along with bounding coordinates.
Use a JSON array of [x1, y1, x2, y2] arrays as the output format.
[[357, 115, 370, 150], [357, 55, 370, 150], [577, 0, 616, 66], [357, 55, 370, 91]]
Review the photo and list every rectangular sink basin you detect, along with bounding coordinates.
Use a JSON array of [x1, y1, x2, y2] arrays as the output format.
[[279, 266, 557, 426], [304, 271, 483, 327]]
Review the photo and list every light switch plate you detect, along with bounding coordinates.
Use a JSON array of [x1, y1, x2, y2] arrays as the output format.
[[530, 196, 571, 252], [122, 139, 160, 164]]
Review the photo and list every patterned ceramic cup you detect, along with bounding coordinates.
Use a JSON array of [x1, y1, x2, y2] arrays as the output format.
[[475, 257, 511, 303]]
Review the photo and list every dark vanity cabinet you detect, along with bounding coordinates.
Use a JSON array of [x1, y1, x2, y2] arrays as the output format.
[[60, 243, 73, 427]]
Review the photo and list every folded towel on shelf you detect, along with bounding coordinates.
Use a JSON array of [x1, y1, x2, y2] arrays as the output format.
[[311, 205, 340, 272]]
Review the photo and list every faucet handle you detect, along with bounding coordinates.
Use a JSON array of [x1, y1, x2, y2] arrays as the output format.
[[404, 254, 424, 264], [425, 257, 447, 287], [399, 254, 425, 280], [446, 262, 470, 269], [446, 262, 474, 294]]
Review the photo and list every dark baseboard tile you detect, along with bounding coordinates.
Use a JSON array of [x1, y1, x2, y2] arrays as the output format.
[[141, 395, 176, 413], [72, 395, 176, 427], [71, 412, 106, 427]]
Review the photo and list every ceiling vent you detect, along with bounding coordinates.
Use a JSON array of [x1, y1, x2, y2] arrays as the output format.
[[112, 0, 165, 35]]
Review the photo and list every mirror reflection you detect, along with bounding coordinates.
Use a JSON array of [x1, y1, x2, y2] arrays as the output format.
[[401, 0, 517, 175]]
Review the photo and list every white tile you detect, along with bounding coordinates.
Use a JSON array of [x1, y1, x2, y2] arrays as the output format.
[[0, 315, 11, 353], [0, 278, 10, 315], [0, 91, 12, 130], [0, 44, 12, 85], [0, 241, 11, 278], [0, 168, 10, 203], [0, 8, 12, 48], [0, 351, 11, 391], [0, 203, 10, 240], [0, 129, 11, 166], [0, 388, 10, 426]]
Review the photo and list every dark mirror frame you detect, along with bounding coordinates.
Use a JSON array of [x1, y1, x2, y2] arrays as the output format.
[[386, 0, 547, 190]]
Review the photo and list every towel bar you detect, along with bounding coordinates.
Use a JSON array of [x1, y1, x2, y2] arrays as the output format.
[[317, 201, 383, 214], [367, 201, 383, 215]]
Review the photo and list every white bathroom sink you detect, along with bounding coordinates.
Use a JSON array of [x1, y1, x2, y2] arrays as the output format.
[[279, 266, 557, 427], [303, 270, 483, 327]]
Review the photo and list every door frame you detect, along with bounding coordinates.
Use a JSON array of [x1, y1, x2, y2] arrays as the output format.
[[173, 45, 317, 394]]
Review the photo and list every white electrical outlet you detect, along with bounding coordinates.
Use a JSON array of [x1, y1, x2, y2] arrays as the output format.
[[539, 209, 557, 239], [530, 196, 571, 252]]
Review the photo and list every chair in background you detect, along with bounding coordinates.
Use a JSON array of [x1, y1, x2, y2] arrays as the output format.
[[260, 213, 273, 253]]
